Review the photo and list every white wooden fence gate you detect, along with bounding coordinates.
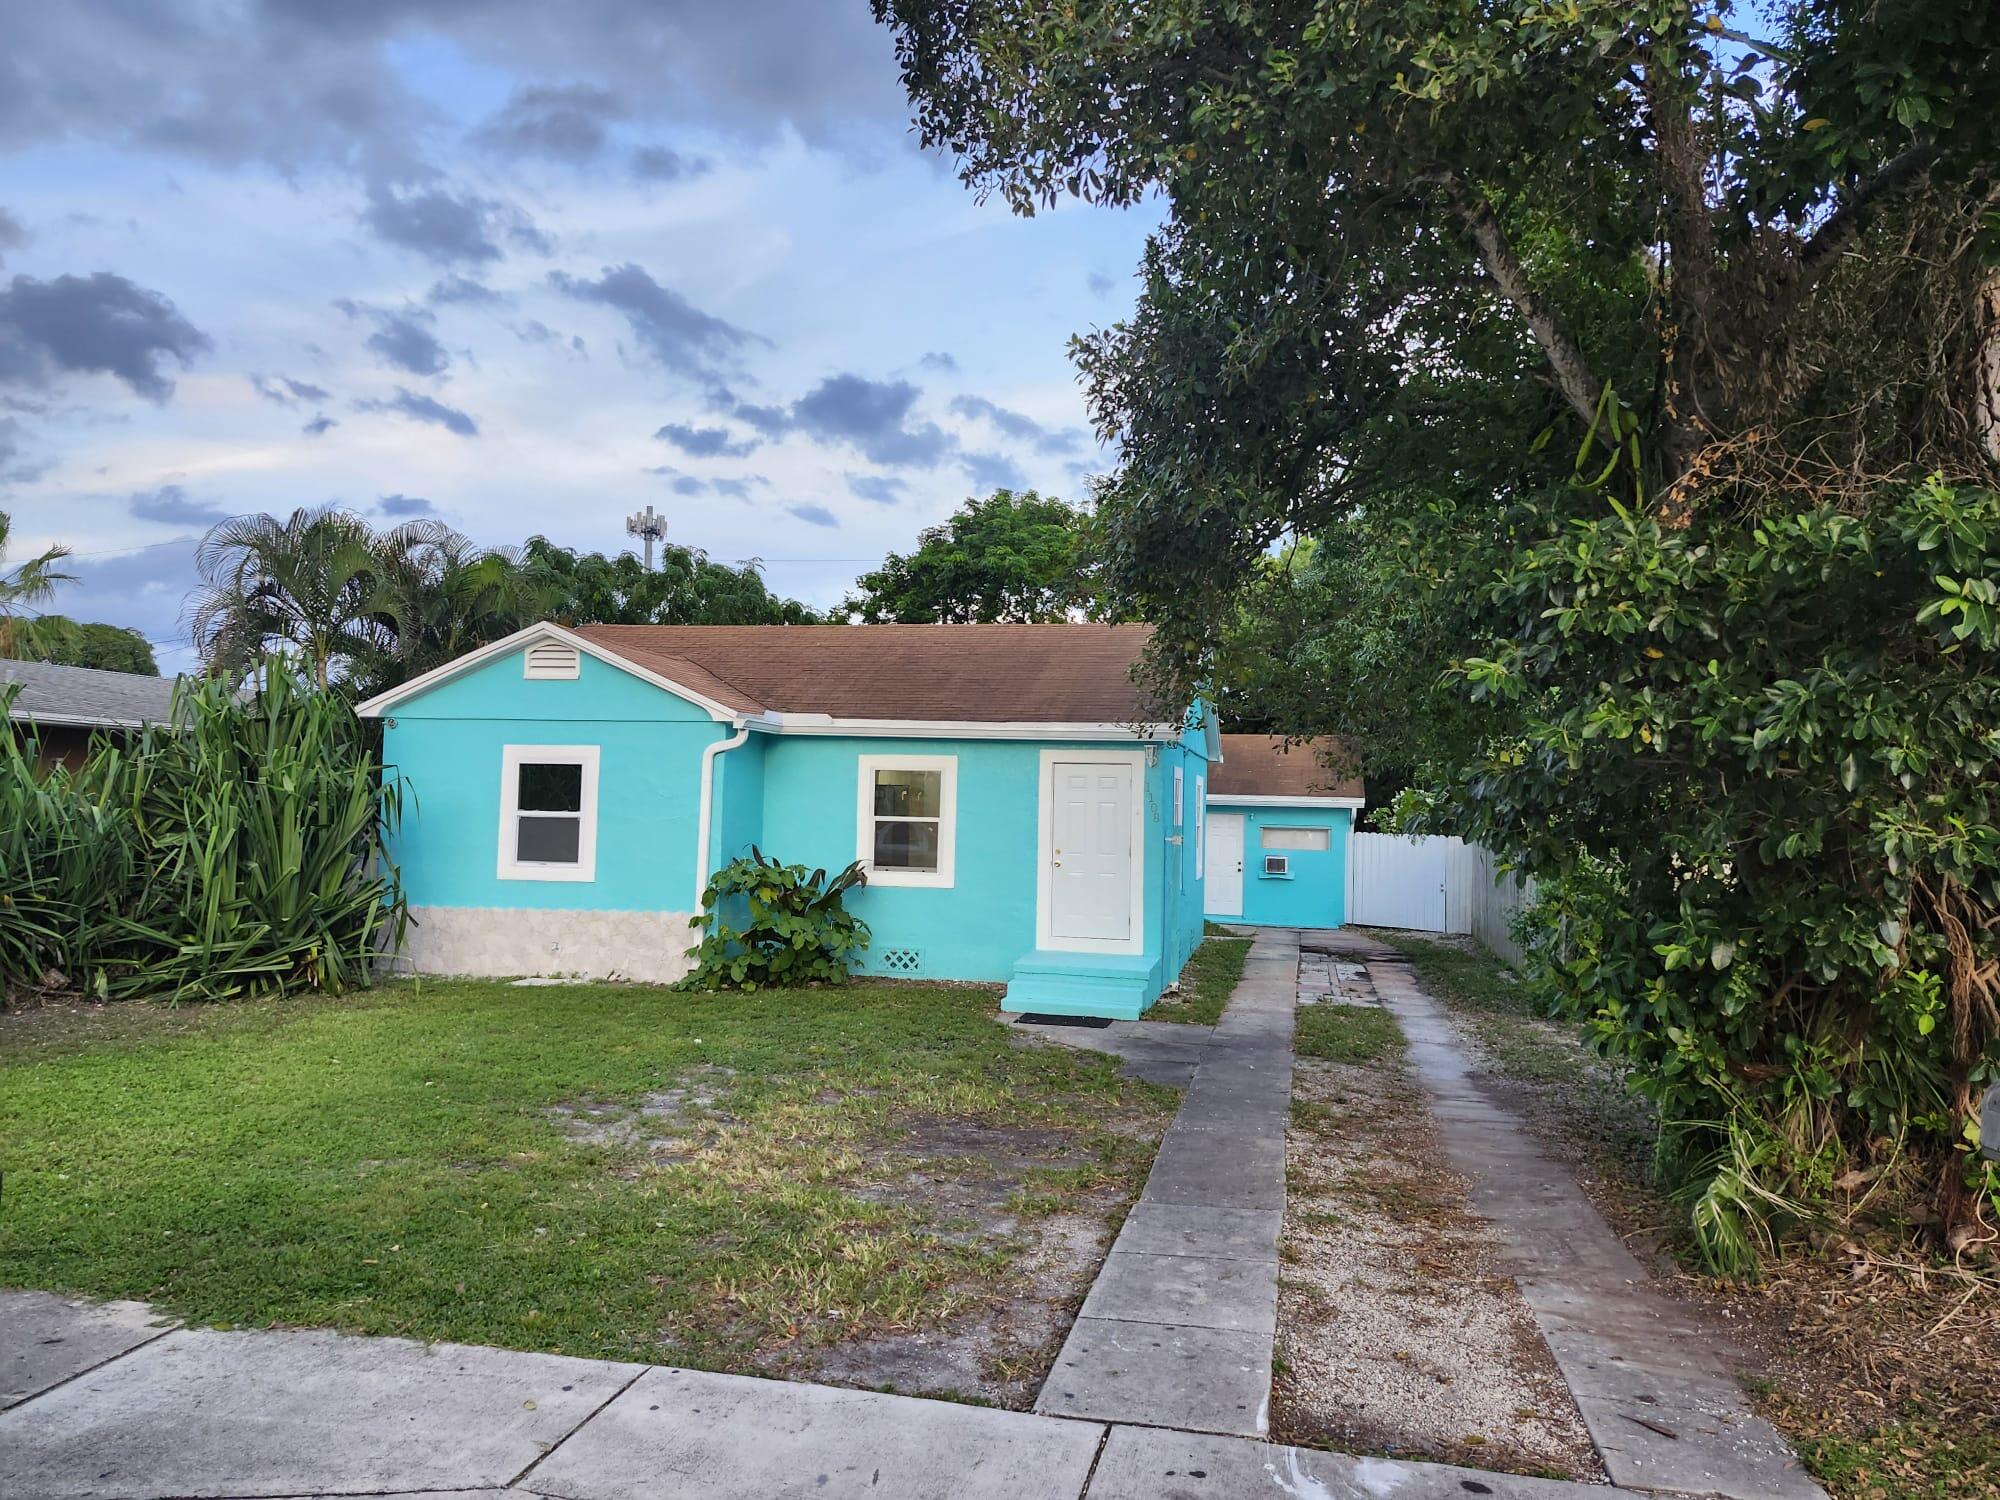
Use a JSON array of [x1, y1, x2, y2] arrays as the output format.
[[1347, 833, 1529, 942]]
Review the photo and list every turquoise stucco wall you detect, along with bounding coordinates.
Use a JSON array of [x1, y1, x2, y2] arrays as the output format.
[[382, 647, 727, 912], [754, 735, 1046, 981], [382, 644, 1211, 996], [1209, 800, 1353, 929]]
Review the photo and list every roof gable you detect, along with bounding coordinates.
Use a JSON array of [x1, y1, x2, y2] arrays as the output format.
[[1208, 734, 1364, 801], [571, 623, 1161, 725], [358, 621, 1170, 731]]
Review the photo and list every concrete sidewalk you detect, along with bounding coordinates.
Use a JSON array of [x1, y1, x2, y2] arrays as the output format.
[[1035, 928, 1297, 1437], [0, 1289, 1645, 1500]]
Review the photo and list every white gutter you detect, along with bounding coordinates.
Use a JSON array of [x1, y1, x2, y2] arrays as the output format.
[[694, 719, 752, 906]]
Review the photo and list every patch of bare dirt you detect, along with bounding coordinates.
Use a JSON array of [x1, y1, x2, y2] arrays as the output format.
[[546, 1065, 739, 1171], [1275, 1007, 1605, 1480], [806, 1207, 1119, 1409], [781, 1109, 1155, 1409]]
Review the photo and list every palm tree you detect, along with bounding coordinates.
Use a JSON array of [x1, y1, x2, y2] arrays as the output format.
[[0, 512, 78, 659], [362, 521, 542, 692], [190, 508, 386, 689]]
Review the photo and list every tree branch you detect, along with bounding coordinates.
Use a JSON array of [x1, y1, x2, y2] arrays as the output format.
[[1797, 143, 1941, 279], [1452, 190, 1603, 427]]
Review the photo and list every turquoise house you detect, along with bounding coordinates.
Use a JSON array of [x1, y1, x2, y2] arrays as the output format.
[[1203, 734, 1364, 929], [356, 621, 1215, 1019]]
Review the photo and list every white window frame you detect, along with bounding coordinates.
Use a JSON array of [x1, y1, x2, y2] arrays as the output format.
[[856, 754, 957, 889], [1194, 775, 1206, 878], [1174, 764, 1185, 827], [497, 744, 600, 882], [1260, 824, 1331, 852]]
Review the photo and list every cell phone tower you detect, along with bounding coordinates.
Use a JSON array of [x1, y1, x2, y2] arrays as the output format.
[[625, 504, 667, 570]]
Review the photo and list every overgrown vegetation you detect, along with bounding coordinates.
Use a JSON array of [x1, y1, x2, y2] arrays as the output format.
[[682, 849, 871, 991], [0, 673, 402, 1003], [876, 0, 2000, 1272], [1152, 934, 1251, 1025], [0, 978, 1168, 1376]]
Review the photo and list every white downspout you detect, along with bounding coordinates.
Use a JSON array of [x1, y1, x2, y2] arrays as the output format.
[[694, 720, 751, 908]]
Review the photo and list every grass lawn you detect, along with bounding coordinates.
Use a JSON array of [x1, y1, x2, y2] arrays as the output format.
[[1149, 935, 1252, 1025], [0, 979, 1171, 1383], [1293, 1002, 1405, 1065]]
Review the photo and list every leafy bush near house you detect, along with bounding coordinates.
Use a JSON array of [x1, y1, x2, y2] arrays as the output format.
[[682, 848, 871, 991], [0, 671, 404, 1002], [1436, 479, 2000, 1273]]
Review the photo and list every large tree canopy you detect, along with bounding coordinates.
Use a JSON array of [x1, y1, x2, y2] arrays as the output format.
[[878, 0, 2000, 1265], [842, 489, 1104, 622]]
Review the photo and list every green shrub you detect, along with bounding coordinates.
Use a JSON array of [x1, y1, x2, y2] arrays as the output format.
[[682, 848, 870, 991], [1442, 478, 2000, 1271], [0, 670, 404, 1002]]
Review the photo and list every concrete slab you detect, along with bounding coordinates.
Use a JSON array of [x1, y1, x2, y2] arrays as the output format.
[[1140, 1136, 1286, 1212], [526, 1364, 1102, 1500], [1572, 1391, 1827, 1500], [0, 1291, 177, 1410], [1084, 1423, 1633, 1499], [0, 1326, 643, 1500], [1010, 1015, 1213, 1087], [1113, 1203, 1281, 1262], [1079, 1250, 1278, 1335], [1035, 1317, 1271, 1435]]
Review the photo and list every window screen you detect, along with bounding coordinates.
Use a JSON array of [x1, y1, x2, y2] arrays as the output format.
[[871, 767, 942, 870], [1259, 825, 1330, 851]]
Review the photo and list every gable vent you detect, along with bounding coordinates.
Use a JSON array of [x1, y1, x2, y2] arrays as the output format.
[[523, 641, 581, 681]]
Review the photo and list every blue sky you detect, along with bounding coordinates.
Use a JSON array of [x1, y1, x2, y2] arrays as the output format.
[[0, 2, 1159, 669]]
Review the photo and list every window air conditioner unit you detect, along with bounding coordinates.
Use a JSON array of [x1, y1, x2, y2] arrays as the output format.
[[1263, 854, 1291, 877]]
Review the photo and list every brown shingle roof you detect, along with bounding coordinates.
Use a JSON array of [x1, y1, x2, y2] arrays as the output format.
[[1209, 734, 1364, 800], [571, 623, 1165, 724]]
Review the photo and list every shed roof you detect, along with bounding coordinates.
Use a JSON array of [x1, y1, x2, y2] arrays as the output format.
[[0, 658, 180, 730], [1209, 733, 1364, 801], [570, 622, 1165, 724]]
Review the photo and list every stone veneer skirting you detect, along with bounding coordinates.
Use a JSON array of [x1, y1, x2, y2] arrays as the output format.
[[392, 906, 699, 984]]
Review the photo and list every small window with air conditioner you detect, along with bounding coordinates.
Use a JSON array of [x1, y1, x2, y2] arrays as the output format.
[[524, 640, 581, 680], [1262, 854, 1292, 878]]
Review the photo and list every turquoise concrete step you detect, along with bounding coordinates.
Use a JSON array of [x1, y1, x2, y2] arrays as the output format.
[[1003, 951, 1161, 1022]]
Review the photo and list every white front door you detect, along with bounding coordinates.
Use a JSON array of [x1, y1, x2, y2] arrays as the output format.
[[1206, 812, 1245, 917], [1049, 760, 1136, 942]]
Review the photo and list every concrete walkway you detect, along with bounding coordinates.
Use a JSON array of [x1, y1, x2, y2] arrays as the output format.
[[1035, 929, 1298, 1436], [1366, 956, 1826, 1500], [0, 1288, 1643, 1500]]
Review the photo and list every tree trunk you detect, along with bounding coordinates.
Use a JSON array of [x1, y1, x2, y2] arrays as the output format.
[[1978, 269, 2000, 470], [1454, 193, 1603, 430]]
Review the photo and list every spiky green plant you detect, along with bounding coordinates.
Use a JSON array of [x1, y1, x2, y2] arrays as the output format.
[[0, 670, 404, 1003]]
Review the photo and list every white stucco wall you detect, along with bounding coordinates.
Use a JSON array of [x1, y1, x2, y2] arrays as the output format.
[[390, 906, 699, 984]]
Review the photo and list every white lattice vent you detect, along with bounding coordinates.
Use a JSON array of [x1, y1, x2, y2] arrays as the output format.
[[524, 641, 581, 680], [879, 948, 923, 973]]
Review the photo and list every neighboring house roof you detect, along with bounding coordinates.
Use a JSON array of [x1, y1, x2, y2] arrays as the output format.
[[359, 620, 1176, 731], [1208, 733, 1364, 802], [570, 623, 1162, 723], [0, 658, 179, 730]]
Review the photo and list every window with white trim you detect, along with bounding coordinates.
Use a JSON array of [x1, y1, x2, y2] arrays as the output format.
[[1194, 776, 1206, 877], [498, 745, 599, 882], [1260, 825, 1330, 851], [857, 755, 956, 888], [1174, 764, 1185, 827]]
